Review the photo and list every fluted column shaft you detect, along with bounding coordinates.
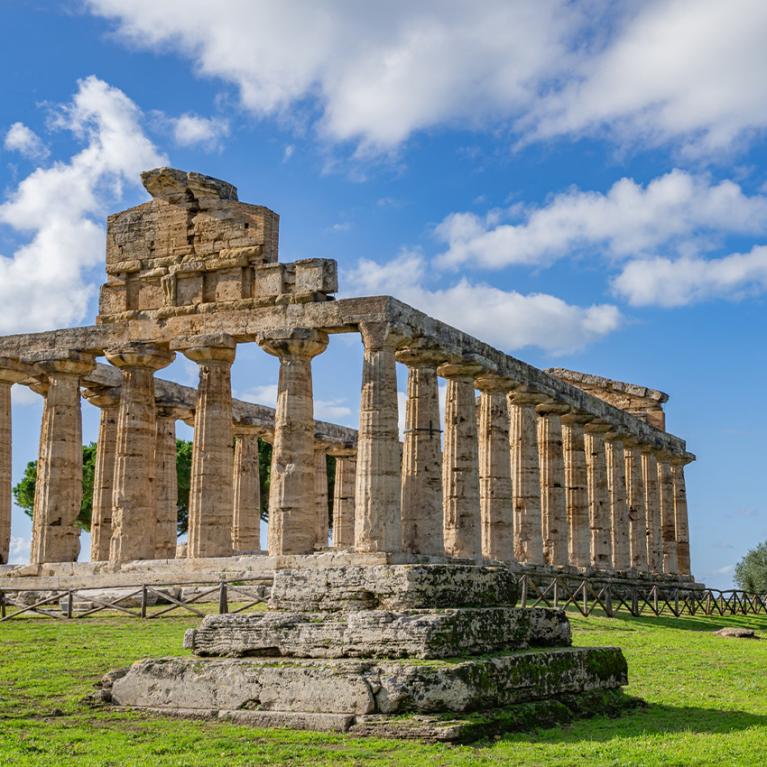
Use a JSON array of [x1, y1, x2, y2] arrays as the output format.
[[642, 449, 662, 572], [625, 442, 648, 571], [107, 344, 173, 563], [354, 322, 403, 553], [154, 408, 178, 559], [585, 423, 611, 570], [232, 428, 262, 553], [537, 405, 569, 567], [673, 458, 692, 577], [331, 449, 356, 547], [477, 381, 514, 562], [398, 347, 444, 556], [658, 455, 678, 575], [562, 415, 590, 569], [30, 354, 94, 564], [87, 391, 120, 561], [314, 444, 330, 549], [260, 329, 328, 555], [606, 435, 630, 570], [509, 393, 544, 565], [440, 361, 483, 559], [184, 343, 236, 559]]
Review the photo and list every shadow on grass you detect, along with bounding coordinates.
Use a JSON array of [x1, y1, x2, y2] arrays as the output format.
[[567, 608, 767, 634]]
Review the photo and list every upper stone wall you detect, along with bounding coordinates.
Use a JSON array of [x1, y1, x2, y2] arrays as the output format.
[[98, 168, 336, 322]]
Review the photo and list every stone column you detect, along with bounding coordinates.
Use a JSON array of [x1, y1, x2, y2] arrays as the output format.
[[314, 441, 330, 550], [658, 452, 678, 575], [508, 391, 545, 565], [606, 433, 630, 571], [29, 352, 95, 564], [642, 447, 662, 572], [232, 426, 263, 553], [354, 322, 404, 554], [183, 338, 236, 559], [397, 344, 444, 556], [624, 439, 648, 572], [439, 359, 484, 560], [476, 376, 515, 563], [84, 388, 120, 562], [154, 406, 180, 559], [561, 413, 591, 569], [259, 328, 328, 556], [106, 344, 174, 563], [584, 422, 612, 570], [330, 447, 356, 548], [673, 454, 693, 577], [537, 403, 569, 567], [0, 361, 30, 564]]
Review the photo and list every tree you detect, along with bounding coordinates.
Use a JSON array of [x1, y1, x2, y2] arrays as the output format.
[[734, 542, 767, 593]]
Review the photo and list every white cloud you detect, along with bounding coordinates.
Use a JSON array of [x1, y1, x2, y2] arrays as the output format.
[[436, 170, 767, 270], [88, 1, 767, 156], [314, 399, 352, 422], [613, 247, 767, 307], [0, 76, 165, 333], [11, 384, 41, 406], [344, 250, 621, 354], [283, 144, 295, 162], [3, 122, 49, 161], [237, 384, 279, 408], [9, 536, 30, 564], [170, 113, 229, 149]]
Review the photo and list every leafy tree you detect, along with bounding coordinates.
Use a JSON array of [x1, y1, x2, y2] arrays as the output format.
[[734, 541, 767, 593]]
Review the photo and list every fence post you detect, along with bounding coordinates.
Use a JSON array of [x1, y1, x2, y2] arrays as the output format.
[[673, 589, 679, 617], [66, 590, 73, 619], [631, 588, 639, 617], [218, 582, 229, 614], [0, 590, 5, 619], [604, 586, 614, 618], [140, 585, 148, 619], [553, 578, 559, 608]]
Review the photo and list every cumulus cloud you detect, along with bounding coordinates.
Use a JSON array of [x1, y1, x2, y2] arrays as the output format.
[[344, 250, 621, 354], [238, 384, 279, 408], [613, 247, 767, 307], [88, 0, 767, 155], [3, 122, 49, 160], [9, 536, 30, 564], [238, 382, 351, 423], [169, 113, 229, 149], [436, 170, 767, 270], [0, 76, 165, 333]]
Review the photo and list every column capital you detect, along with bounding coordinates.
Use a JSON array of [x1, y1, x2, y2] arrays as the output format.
[[173, 333, 236, 365], [358, 320, 409, 352], [395, 338, 446, 367], [82, 386, 121, 409], [26, 350, 95, 378], [670, 451, 696, 466], [258, 327, 329, 360], [105, 343, 174, 371], [0, 357, 39, 384], [584, 420, 612, 435], [232, 422, 269, 439], [474, 373, 517, 392], [535, 401, 571, 416], [156, 403, 188, 420], [560, 411, 594, 426], [603, 429, 628, 443], [509, 389, 549, 406], [438, 353, 490, 380], [327, 444, 357, 458]]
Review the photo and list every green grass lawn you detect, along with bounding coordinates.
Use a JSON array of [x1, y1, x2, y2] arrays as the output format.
[[1, 609, 767, 766]]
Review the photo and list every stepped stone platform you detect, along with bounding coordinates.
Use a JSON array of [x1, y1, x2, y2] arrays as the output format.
[[107, 562, 634, 741]]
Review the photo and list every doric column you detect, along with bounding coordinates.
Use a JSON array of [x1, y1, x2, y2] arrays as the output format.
[[439, 358, 484, 560], [106, 343, 174, 563], [624, 439, 648, 572], [354, 322, 404, 554], [259, 328, 328, 555], [561, 413, 591, 569], [641, 447, 662, 572], [508, 391, 545, 565], [397, 343, 444, 556], [330, 447, 356, 547], [154, 405, 180, 559], [0, 360, 29, 564], [29, 352, 95, 564], [314, 441, 331, 550], [476, 376, 515, 563], [672, 454, 693, 577], [232, 426, 263, 553], [83, 388, 120, 562], [606, 432, 630, 571], [537, 402, 569, 567], [658, 452, 678, 575], [584, 421, 612, 570]]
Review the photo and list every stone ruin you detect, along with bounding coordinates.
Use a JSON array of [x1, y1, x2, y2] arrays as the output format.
[[0, 168, 697, 737]]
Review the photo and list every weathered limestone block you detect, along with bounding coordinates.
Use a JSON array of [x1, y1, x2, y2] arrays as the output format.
[[330, 449, 356, 547], [111, 646, 626, 716], [585, 422, 612, 570], [314, 443, 330, 549], [624, 440, 648, 572], [154, 407, 179, 559], [184, 607, 571, 659], [673, 456, 693, 577], [642, 447, 662, 572], [657, 454, 678, 575], [537, 403, 569, 567], [561, 414, 590, 569], [29, 352, 95, 564], [475, 377, 514, 562], [232, 427, 263, 553], [355, 322, 404, 553], [268, 565, 517, 612], [606, 434, 630, 571], [259, 328, 328, 555], [397, 345, 444, 556]]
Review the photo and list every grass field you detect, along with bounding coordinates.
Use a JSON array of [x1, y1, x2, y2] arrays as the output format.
[[1, 609, 766, 766]]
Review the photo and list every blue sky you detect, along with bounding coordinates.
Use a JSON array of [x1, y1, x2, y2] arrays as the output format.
[[1, 1, 766, 587]]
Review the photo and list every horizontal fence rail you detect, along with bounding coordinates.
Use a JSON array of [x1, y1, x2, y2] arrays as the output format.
[[1, 574, 765, 622]]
